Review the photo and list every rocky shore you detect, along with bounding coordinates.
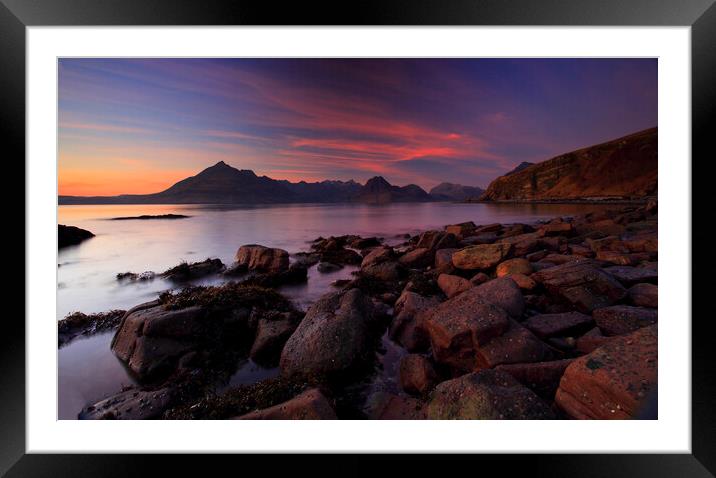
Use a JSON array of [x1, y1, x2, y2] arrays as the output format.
[[60, 200, 658, 420]]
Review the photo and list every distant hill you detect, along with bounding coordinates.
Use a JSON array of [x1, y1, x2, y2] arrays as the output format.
[[429, 182, 485, 201], [504, 161, 534, 176], [59, 161, 433, 205], [479, 127, 657, 201]]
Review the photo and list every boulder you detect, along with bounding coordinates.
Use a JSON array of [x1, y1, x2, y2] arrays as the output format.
[[628, 283, 658, 308], [249, 313, 300, 366], [622, 233, 658, 253], [505, 273, 536, 291], [317, 262, 342, 273], [280, 289, 377, 380], [596, 251, 650, 266], [416, 230, 459, 250], [532, 260, 627, 313], [540, 221, 574, 236], [586, 236, 629, 253], [445, 222, 476, 238], [472, 277, 525, 318], [496, 258, 533, 277], [469, 272, 491, 285], [234, 389, 337, 420], [79, 387, 174, 420], [541, 253, 584, 265], [452, 243, 512, 270], [366, 392, 427, 420], [523, 312, 595, 339], [362, 261, 403, 282], [497, 232, 543, 256], [434, 248, 458, 269], [162, 258, 225, 281], [427, 370, 555, 419], [575, 328, 614, 354], [593, 305, 658, 336], [235, 245, 289, 273], [58, 224, 95, 249], [495, 359, 574, 400], [474, 320, 554, 369], [555, 325, 657, 419], [437, 273, 473, 298], [603, 265, 658, 286], [349, 236, 381, 249], [389, 291, 440, 352], [361, 246, 394, 268], [399, 354, 438, 395], [398, 247, 434, 268]]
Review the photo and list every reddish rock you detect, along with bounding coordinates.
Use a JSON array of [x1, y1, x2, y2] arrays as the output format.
[[496, 258, 533, 277], [541, 253, 584, 265], [603, 265, 658, 286], [399, 354, 438, 395], [622, 232, 658, 253], [472, 277, 525, 318], [596, 250, 648, 266], [235, 244, 289, 273], [367, 392, 427, 420], [362, 261, 403, 282], [445, 222, 476, 238], [575, 328, 614, 354], [361, 246, 394, 268], [538, 236, 565, 251], [506, 273, 536, 291], [577, 218, 627, 237], [437, 273, 473, 298], [398, 248, 434, 268], [423, 288, 511, 372], [452, 243, 513, 270], [593, 305, 657, 336], [427, 369, 555, 419], [389, 291, 440, 352], [555, 325, 657, 419], [526, 250, 549, 262], [628, 283, 658, 308], [523, 312, 594, 339], [497, 232, 543, 256], [568, 244, 594, 257], [475, 223, 502, 234], [496, 359, 574, 399], [475, 320, 554, 369], [249, 313, 299, 366], [532, 260, 627, 313], [416, 230, 459, 250], [586, 236, 629, 254], [540, 221, 574, 236], [234, 389, 337, 420]]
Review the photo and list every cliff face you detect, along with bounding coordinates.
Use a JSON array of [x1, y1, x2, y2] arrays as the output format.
[[480, 128, 657, 201]]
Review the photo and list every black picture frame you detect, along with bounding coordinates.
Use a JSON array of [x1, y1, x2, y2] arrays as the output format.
[[3, 0, 712, 474]]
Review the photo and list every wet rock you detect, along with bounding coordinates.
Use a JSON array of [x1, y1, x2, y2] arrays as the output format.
[[233, 388, 337, 420], [58, 309, 126, 347], [593, 305, 658, 336], [452, 243, 513, 270], [603, 265, 658, 286], [79, 387, 174, 420], [532, 260, 627, 313], [399, 354, 438, 395], [437, 273, 473, 298], [540, 221, 574, 236], [495, 359, 574, 400], [460, 233, 499, 246], [162, 258, 225, 281], [235, 245, 289, 273], [416, 230, 459, 250], [349, 236, 381, 249], [472, 277, 525, 318], [587, 235, 629, 253], [427, 369, 555, 419], [445, 222, 476, 238], [117, 271, 156, 282], [292, 252, 321, 268], [596, 250, 650, 266], [555, 325, 657, 419], [360, 246, 394, 268], [475, 223, 502, 234], [469, 272, 490, 285], [389, 291, 440, 352], [280, 289, 378, 380], [249, 312, 300, 366], [398, 248, 433, 268], [317, 262, 342, 273], [239, 264, 308, 288], [496, 232, 543, 256], [628, 283, 658, 308], [575, 328, 614, 354], [58, 224, 94, 248], [496, 258, 533, 277], [362, 261, 403, 282], [523, 312, 594, 339], [622, 232, 658, 253], [366, 392, 427, 420]]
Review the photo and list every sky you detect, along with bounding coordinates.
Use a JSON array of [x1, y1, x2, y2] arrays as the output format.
[[58, 58, 657, 196]]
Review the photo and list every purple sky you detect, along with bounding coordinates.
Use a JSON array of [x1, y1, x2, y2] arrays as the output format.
[[58, 58, 657, 196]]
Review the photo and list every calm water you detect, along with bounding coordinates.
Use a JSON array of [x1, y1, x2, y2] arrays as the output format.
[[57, 202, 610, 419]]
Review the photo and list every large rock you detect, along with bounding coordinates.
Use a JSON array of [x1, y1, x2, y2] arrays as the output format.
[[496, 258, 533, 277], [437, 273, 472, 298], [495, 359, 574, 400], [593, 305, 658, 336], [362, 261, 403, 282], [416, 230, 459, 250], [79, 387, 174, 420], [235, 245, 289, 273], [399, 354, 438, 395], [427, 370, 555, 419], [249, 313, 300, 366], [452, 243, 512, 270], [434, 248, 458, 269], [361, 246, 394, 268], [398, 248, 434, 268], [603, 265, 658, 286], [389, 291, 440, 352], [234, 389, 337, 420], [111, 302, 205, 380], [628, 283, 658, 308], [474, 320, 554, 369], [472, 277, 525, 318], [366, 392, 427, 420], [555, 325, 657, 419], [162, 258, 225, 281], [280, 289, 377, 379], [523, 312, 594, 339], [532, 260, 627, 313], [445, 222, 476, 238], [58, 224, 95, 249]]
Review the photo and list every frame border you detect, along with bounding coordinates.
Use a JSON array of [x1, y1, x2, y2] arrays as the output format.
[[4, 0, 713, 474]]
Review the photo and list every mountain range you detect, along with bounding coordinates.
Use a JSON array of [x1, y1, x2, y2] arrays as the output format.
[[58, 162, 459, 205], [429, 182, 485, 201], [479, 127, 657, 201]]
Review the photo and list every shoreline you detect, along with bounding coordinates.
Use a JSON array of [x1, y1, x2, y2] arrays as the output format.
[[59, 201, 658, 420]]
